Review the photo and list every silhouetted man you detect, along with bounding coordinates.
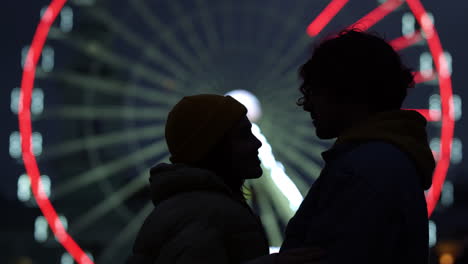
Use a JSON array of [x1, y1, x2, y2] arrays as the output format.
[[277, 29, 436, 264]]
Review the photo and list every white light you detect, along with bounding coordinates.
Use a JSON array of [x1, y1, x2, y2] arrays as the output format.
[[60, 6, 74, 33], [11, 88, 20, 114], [402, 13, 415, 37], [421, 12, 435, 39], [429, 94, 441, 121], [251, 124, 303, 211], [452, 94, 462, 121], [270, 163, 302, 210], [419, 52, 434, 78], [439, 51, 452, 78], [11, 87, 43, 115], [269, 247, 280, 254], [32, 132, 43, 156], [9, 131, 21, 159], [451, 138, 462, 164], [441, 181, 454, 207], [32, 88, 44, 115], [18, 174, 31, 202], [34, 216, 48, 243], [428, 220, 437, 247], [41, 46, 55, 72], [61, 253, 73, 264], [430, 138, 440, 161], [225, 90, 262, 123], [40, 175, 52, 199]]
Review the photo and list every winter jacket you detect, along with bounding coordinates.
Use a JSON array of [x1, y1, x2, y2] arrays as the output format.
[[280, 109, 436, 264], [128, 163, 270, 264]]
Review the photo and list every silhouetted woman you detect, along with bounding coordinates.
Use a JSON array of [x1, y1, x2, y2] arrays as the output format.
[[128, 94, 269, 264]]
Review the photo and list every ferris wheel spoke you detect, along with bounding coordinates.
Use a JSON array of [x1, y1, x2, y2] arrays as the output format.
[[257, 34, 310, 90], [39, 70, 182, 105], [98, 202, 154, 264], [48, 30, 187, 93], [252, 5, 311, 91], [44, 124, 164, 159], [167, 0, 215, 69], [166, 0, 223, 90], [272, 137, 322, 180], [389, 30, 424, 51], [279, 126, 325, 156], [250, 181, 284, 246], [239, 1, 278, 55], [54, 140, 167, 198], [85, 8, 191, 78], [70, 168, 149, 234], [129, 0, 205, 73], [194, 0, 222, 52], [43, 105, 168, 120], [306, 0, 350, 37], [258, 69, 300, 100], [260, 150, 310, 196], [279, 129, 325, 160], [255, 172, 297, 220], [347, 0, 404, 31]]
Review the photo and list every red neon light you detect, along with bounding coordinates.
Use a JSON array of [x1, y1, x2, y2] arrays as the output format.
[[19, 1, 94, 264], [306, 0, 349, 37], [390, 31, 423, 51], [406, 0, 454, 216], [413, 70, 436, 84], [349, 0, 404, 31]]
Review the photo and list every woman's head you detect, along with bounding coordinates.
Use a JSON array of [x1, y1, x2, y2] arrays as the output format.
[[165, 94, 263, 188]]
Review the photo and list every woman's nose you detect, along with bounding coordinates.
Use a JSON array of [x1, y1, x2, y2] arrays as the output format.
[[255, 137, 263, 150]]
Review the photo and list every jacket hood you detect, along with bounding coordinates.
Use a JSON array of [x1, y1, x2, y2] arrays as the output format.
[[329, 109, 435, 190], [148, 163, 233, 205]]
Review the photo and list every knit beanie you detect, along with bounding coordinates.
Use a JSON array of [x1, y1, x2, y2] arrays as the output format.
[[165, 94, 248, 164]]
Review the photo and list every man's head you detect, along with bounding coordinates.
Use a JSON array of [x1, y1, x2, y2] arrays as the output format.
[[297, 29, 415, 139]]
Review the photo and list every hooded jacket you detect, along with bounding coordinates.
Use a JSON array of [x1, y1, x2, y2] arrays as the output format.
[[128, 163, 269, 264], [280, 109, 435, 264]]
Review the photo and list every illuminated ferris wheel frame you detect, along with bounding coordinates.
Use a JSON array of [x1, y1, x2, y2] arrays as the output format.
[[19, 0, 454, 263]]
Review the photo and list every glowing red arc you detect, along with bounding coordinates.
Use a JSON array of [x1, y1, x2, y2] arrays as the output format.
[[406, 0, 455, 216], [19, 0, 93, 263]]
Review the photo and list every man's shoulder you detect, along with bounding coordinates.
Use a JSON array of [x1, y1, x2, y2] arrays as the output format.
[[339, 141, 415, 171], [333, 141, 420, 192]]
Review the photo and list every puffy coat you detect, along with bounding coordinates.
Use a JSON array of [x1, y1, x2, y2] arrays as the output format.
[[281, 109, 436, 264], [128, 164, 270, 264]]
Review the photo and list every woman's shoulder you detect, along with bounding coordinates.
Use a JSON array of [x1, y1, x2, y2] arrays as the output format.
[[158, 190, 253, 221]]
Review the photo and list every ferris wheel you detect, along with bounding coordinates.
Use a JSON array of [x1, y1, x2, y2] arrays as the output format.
[[13, 0, 460, 263]]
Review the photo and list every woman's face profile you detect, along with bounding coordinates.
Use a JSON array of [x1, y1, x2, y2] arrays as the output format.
[[222, 116, 263, 179]]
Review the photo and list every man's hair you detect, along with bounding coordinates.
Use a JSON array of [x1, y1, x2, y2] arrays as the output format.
[[297, 29, 415, 111]]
